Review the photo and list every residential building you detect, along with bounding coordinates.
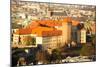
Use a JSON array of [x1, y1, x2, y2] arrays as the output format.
[[13, 26, 62, 51], [77, 28, 86, 43]]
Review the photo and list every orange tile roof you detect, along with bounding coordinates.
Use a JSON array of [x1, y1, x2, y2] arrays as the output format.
[[15, 28, 32, 35], [31, 26, 54, 33], [15, 26, 62, 36], [33, 27, 62, 37], [38, 20, 62, 27], [15, 17, 80, 36], [27, 21, 39, 28], [31, 26, 55, 36], [27, 17, 76, 28]]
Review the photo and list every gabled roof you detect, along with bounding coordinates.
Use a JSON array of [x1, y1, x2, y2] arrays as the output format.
[[14, 17, 79, 36], [38, 20, 62, 27], [15, 26, 62, 36], [27, 21, 39, 28], [27, 17, 79, 28], [15, 28, 32, 35]]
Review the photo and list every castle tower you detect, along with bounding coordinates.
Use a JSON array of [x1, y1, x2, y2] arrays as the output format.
[[62, 22, 72, 44]]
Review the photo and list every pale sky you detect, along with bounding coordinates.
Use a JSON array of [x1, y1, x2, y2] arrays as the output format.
[[21, 0, 96, 5]]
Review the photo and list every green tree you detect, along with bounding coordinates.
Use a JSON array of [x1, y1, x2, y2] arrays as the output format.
[[91, 34, 96, 46], [35, 51, 47, 64], [25, 37, 36, 46], [31, 37, 36, 45], [80, 44, 95, 56], [84, 20, 92, 33], [51, 49, 62, 63], [26, 36, 32, 46]]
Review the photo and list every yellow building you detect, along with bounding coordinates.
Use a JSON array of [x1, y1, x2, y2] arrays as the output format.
[[77, 28, 86, 43], [12, 26, 62, 50], [80, 28, 86, 43], [55, 18, 72, 45]]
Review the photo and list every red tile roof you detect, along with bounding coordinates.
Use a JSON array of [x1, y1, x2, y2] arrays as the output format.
[[15, 28, 32, 35], [31, 26, 62, 36], [14, 17, 79, 36], [38, 20, 62, 27], [27, 21, 39, 28], [27, 17, 79, 28], [15, 26, 62, 36]]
